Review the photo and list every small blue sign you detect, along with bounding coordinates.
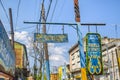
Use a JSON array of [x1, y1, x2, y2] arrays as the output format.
[[34, 33, 68, 43], [86, 33, 103, 75]]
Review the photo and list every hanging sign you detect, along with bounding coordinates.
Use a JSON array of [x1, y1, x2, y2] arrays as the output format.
[[86, 33, 103, 75], [34, 33, 68, 43], [74, 0, 80, 22]]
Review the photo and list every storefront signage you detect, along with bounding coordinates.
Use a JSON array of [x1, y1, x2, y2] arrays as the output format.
[[86, 33, 103, 75], [34, 33, 68, 43]]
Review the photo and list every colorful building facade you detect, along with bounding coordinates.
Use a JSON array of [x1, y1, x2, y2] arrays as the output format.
[[0, 20, 15, 80], [14, 42, 30, 80], [69, 37, 120, 80]]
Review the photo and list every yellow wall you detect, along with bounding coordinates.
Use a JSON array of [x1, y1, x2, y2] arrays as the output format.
[[14, 42, 24, 68]]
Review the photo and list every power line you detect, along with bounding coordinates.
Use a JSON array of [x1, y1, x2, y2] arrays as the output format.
[[50, 0, 58, 22], [15, 25, 35, 31], [15, 0, 21, 30], [46, 0, 52, 21], [47, 0, 58, 32], [57, 0, 66, 21], [0, 0, 9, 22]]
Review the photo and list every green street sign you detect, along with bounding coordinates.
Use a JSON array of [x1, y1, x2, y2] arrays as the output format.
[[86, 33, 103, 75], [34, 33, 68, 43]]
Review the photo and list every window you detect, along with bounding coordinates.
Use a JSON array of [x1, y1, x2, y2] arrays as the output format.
[[77, 61, 80, 63], [72, 63, 75, 65], [72, 56, 75, 60]]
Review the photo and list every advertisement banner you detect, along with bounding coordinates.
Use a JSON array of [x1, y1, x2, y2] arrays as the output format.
[[34, 33, 68, 43], [74, 0, 80, 22], [86, 33, 103, 75], [0, 20, 15, 75]]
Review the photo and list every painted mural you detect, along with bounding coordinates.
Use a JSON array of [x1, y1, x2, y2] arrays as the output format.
[[0, 20, 15, 75]]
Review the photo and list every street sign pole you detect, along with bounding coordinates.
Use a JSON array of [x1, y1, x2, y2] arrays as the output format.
[[76, 23, 87, 80], [41, 4, 50, 80]]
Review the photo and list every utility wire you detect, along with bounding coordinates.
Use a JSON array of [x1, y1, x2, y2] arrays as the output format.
[[57, 0, 66, 21], [46, 0, 52, 21], [0, 0, 9, 22], [15, 25, 35, 31], [50, 0, 58, 22], [15, 0, 21, 31], [47, 0, 58, 32]]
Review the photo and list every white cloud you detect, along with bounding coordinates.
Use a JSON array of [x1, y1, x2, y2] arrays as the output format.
[[14, 31, 33, 49], [48, 43, 69, 67], [48, 43, 66, 55], [15, 31, 28, 40]]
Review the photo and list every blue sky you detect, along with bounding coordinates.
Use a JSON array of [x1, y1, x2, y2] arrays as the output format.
[[0, 0, 120, 68]]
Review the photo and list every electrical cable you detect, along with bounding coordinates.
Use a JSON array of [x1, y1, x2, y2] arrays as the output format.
[[46, 0, 52, 21], [0, 0, 9, 22], [15, 0, 21, 31], [107, 24, 120, 38], [47, 0, 58, 32], [57, 0, 66, 21], [15, 25, 35, 31]]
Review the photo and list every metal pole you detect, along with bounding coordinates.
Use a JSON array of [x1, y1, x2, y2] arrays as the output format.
[[96, 26, 98, 33], [112, 51, 115, 80], [41, 3, 50, 80], [88, 25, 90, 32], [9, 8, 14, 49], [34, 44, 38, 80], [24, 21, 77, 26], [24, 22, 106, 26], [115, 25, 118, 38], [76, 24, 87, 80]]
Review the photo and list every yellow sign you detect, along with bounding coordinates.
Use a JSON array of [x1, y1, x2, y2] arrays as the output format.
[[81, 68, 87, 80], [58, 67, 62, 80], [14, 42, 24, 68]]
